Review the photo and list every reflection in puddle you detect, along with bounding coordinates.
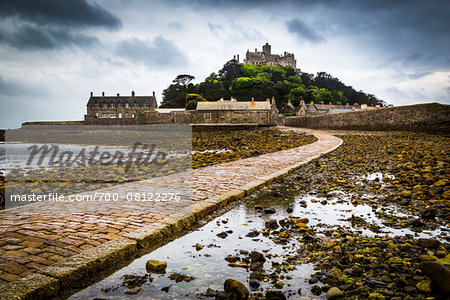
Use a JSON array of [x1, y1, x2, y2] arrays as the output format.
[[70, 188, 448, 299]]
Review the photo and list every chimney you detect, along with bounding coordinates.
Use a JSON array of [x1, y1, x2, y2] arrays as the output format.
[[255, 48, 257, 52], [233, 55, 236, 60], [90, 92, 93, 97], [102, 91, 105, 97], [152, 91, 156, 98], [117, 93, 120, 97], [237, 54, 239, 61], [132, 90, 135, 97]]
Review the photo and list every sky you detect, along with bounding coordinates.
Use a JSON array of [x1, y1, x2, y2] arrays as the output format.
[[0, 0, 449, 128]]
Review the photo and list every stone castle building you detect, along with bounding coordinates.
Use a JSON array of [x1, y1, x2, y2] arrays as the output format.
[[244, 43, 297, 69]]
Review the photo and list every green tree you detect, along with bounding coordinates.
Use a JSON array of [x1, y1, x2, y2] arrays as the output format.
[[185, 93, 206, 110], [173, 74, 195, 85]]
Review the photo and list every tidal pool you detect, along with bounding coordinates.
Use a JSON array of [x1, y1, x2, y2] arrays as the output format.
[[69, 186, 448, 300]]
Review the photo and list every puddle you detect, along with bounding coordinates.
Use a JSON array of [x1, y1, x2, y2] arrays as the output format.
[[69, 185, 449, 300]]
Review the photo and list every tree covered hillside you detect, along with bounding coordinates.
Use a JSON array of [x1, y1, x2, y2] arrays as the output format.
[[159, 59, 386, 109]]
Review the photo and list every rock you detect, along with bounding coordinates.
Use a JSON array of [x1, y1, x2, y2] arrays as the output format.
[[195, 243, 204, 251], [264, 208, 276, 214], [217, 232, 228, 239], [205, 288, 217, 297], [416, 279, 431, 293], [274, 281, 285, 289], [146, 260, 167, 273], [420, 207, 437, 220], [124, 286, 141, 295], [266, 291, 287, 300], [326, 287, 344, 299], [308, 277, 319, 284], [408, 219, 425, 228], [224, 278, 249, 300], [286, 207, 294, 213], [161, 285, 171, 292], [246, 230, 260, 237], [249, 279, 260, 289], [239, 250, 249, 255], [419, 261, 450, 294], [216, 290, 231, 300], [249, 262, 264, 271], [311, 285, 322, 295], [368, 293, 385, 300], [225, 255, 240, 262], [250, 251, 266, 263], [416, 238, 441, 249], [265, 220, 279, 229]]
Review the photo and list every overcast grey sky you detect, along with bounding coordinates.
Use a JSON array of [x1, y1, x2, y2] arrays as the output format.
[[0, 0, 449, 128]]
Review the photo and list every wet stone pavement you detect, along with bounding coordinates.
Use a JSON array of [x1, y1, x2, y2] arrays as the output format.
[[0, 127, 341, 287]]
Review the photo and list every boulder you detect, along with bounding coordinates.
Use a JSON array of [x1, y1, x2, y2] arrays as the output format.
[[146, 260, 167, 273], [420, 207, 437, 219], [224, 279, 249, 300], [265, 219, 279, 230], [326, 287, 344, 299], [419, 261, 450, 294], [266, 290, 287, 299], [416, 238, 441, 249], [250, 251, 266, 263]]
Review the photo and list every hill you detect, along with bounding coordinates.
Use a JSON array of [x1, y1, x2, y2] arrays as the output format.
[[159, 59, 386, 110]]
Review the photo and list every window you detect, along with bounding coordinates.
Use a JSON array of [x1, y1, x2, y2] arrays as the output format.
[[101, 113, 107, 118], [118, 112, 122, 118], [95, 113, 99, 117], [125, 103, 129, 108], [232, 118, 237, 122], [204, 113, 211, 120], [243, 117, 248, 122], [125, 112, 129, 118], [131, 113, 135, 118], [111, 103, 115, 108], [103, 103, 107, 108], [109, 113, 116, 118]]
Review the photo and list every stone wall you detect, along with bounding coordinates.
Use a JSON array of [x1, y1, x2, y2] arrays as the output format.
[[285, 103, 450, 133]]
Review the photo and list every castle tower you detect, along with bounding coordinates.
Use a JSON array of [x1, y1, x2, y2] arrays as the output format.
[[262, 43, 271, 57]]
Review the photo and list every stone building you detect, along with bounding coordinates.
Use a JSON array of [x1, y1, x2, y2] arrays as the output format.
[[84, 91, 157, 124], [244, 43, 297, 69], [296, 100, 376, 116], [138, 98, 283, 126], [84, 91, 283, 126]]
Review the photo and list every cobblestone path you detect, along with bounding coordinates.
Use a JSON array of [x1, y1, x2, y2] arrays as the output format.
[[0, 127, 342, 285]]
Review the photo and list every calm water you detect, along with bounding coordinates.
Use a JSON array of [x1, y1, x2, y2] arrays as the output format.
[[70, 183, 449, 300]]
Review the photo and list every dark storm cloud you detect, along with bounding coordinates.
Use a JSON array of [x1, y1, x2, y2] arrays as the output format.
[[0, 0, 120, 50], [0, 0, 121, 30], [286, 19, 324, 43], [117, 36, 188, 68], [168, 0, 450, 69], [0, 25, 98, 50]]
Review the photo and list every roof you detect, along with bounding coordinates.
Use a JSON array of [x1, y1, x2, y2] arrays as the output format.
[[156, 108, 185, 113], [87, 96, 156, 107], [196, 101, 271, 111]]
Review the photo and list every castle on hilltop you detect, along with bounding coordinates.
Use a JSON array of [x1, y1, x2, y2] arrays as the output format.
[[244, 43, 297, 69]]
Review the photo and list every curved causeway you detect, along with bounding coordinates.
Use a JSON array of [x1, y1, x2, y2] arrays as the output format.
[[0, 127, 342, 299]]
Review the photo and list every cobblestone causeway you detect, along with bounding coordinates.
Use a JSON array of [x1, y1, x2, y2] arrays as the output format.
[[0, 127, 341, 287]]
